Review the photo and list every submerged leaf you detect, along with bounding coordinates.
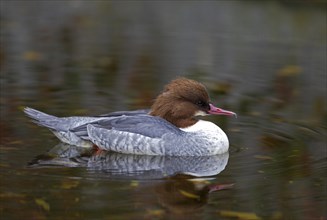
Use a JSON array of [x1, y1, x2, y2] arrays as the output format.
[[130, 180, 139, 187], [61, 180, 80, 189], [35, 198, 50, 211], [0, 192, 26, 198], [219, 210, 262, 220], [145, 209, 165, 217], [254, 155, 274, 160], [23, 51, 42, 61], [0, 163, 10, 168], [277, 65, 302, 76]]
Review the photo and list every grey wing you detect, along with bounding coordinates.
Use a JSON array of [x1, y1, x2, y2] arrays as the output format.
[[24, 107, 146, 145], [24, 107, 149, 132], [24, 107, 181, 153], [72, 115, 184, 155], [72, 115, 182, 139], [97, 109, 150, 117]]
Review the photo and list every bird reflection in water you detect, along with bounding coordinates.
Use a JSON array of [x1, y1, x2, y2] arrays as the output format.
[[29, 143, 229, 177], [28, 143, 233, 217]]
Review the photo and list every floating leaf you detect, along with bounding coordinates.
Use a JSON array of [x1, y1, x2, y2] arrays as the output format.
[[35, 198, 50, 211], [23, 51, 42, 61], [8, 140, 23, 145], [0, 192, 26, 198], [61, 180, 79, 189], [130, 180, 139, 187], [0, 163, 10, 167], [0, 146, 20, 151], [179, 190, 200, 200], [254, 155, 274, 160], [211, 82, 232, 95], [219, 210, 261, 220], [271, 211, 283, 219], [277, 65, 302, 76], [145, 209, 165, 217]]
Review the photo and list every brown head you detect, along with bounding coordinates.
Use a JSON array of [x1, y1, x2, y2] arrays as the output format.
[[149, 78, 236, 128]]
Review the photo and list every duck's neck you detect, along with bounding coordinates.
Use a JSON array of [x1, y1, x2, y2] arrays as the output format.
[[150, 109, 198, 128]]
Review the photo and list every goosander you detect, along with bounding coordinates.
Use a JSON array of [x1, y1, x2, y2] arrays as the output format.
[[24, 78, 236, 156]]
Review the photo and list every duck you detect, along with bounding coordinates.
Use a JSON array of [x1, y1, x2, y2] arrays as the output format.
[[24, 77, 236, 156]]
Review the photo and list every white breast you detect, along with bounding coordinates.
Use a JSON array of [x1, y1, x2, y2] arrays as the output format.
[[180, 120, 220, 133], [180, 120, 229, 154]]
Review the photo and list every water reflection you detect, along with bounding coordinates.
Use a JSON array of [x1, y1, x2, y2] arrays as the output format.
[[29, 143, 229, 178], [26, 143, 233, 218]]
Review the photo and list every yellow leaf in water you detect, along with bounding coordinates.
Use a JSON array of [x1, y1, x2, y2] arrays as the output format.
[[179, 190, 200, 200], [35, 198, 50, 211], [130, 180, 139, 187], [146, 209, 165, 217], [23, 51, 42, 61], [0, 192, 26, 198], [277, 65, 302, 76], [219, 210, 261, 220], [0, 163, 10, 168], [254, 155, 274, 160], [271, 211, 283, 219], [61, 180, 80, 189], [8, 140, 23, 145]]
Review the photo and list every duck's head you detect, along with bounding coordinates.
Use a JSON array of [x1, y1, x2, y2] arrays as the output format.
[[150, 77, 236, 128]]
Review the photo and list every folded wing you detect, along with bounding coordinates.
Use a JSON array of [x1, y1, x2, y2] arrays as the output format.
[[73, 115, 183, 155]]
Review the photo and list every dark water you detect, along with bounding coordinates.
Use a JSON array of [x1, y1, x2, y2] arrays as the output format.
[[1, 1, 326, 219]]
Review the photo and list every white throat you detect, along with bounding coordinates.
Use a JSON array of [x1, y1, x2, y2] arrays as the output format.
[[180, 120, 219, 132], [193, 110, 208, 117]]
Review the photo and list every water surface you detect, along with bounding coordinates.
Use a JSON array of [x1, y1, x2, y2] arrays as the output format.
[[0, 1, 326, 219]]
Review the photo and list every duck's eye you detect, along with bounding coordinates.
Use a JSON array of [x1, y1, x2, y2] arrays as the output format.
[[196, 100, 207, 108]]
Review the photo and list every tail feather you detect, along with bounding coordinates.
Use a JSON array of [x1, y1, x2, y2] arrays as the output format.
[[24, 107, 60, 130]]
